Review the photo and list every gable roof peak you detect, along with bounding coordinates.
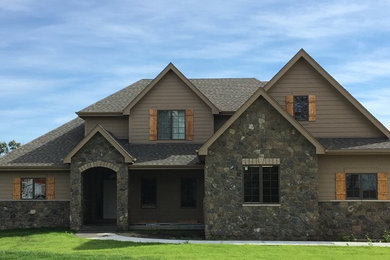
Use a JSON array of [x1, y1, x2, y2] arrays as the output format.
[[63, 124, 135, 164], [198, 88, 325, 155], [264, 49, 390, 139], [122, 62, 219, 115]]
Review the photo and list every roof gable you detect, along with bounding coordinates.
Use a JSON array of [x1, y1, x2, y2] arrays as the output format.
[[63, 124, 134, 163], [122, 63, 219, 115], [198, 88, 325, 155], [264, 49, 390, 139]]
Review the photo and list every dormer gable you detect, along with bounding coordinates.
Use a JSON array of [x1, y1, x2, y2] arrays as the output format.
[[122, 63, 219, 115]]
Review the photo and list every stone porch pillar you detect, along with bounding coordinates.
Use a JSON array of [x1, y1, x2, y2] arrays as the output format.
[[117, 164, 129, 231], [70, 163, 83, 231]]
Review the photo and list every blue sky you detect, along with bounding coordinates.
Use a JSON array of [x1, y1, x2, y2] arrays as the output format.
[[1, 0, 390, 143]]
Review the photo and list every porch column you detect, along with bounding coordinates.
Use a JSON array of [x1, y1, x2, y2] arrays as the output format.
[[70, 163, 83, 231], [117, 164, 129, 230]]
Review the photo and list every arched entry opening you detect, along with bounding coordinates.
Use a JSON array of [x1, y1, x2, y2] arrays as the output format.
[[82, 167, 117, 225]]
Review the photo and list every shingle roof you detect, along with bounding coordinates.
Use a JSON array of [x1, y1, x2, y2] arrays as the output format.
[[0, 118, 201, 167], [117, 141, 201, 166], [318, 138, 390, 150], [80, 78, 265, 113], [0, 118, 84, 167]]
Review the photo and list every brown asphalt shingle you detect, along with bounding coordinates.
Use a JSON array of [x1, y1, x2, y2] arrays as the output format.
[[80, 78, 266, 113], [0, 118, 84, 167]]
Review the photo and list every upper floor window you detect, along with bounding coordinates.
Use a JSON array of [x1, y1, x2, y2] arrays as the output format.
[[21, 178, 46, 199], [243, 165, 279, 203], [157, 110, 185, 140], [294, 96, 308, 121], [346, 173, 377, 199]]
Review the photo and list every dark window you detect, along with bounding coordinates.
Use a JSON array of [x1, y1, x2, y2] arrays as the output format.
[[157, 110, 185, 140], [346, 173, 377, 199], [244, 166, 279, 203], [181, 178, 197, 208], [294, 96, 308, 121], [21, 178, 46, 199], [141, 179, 156, 208]]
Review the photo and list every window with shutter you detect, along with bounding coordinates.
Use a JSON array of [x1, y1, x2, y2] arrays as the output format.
[[286, 95, 316, 121]]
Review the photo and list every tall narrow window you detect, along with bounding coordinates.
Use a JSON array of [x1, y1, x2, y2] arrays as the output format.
[[21, 178, 46, 200], [181, 178, 197, 208], [157, 110, 185, 140], [244, 166, 260, 202], [244, 166, 279, 203], [141, 179, 156, 208], [346, 173, 377, 199], [262, 166, 279, 203], [293, 96, 309, 121]]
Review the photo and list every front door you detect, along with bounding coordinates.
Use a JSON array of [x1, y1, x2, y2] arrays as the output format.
[[103, 179, 117, 219]]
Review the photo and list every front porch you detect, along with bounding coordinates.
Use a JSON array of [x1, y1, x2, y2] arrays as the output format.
[[75, 166, 204, 232]]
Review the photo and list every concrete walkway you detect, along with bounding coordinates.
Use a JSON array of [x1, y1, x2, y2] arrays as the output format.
[[76, 232, 390, 247]]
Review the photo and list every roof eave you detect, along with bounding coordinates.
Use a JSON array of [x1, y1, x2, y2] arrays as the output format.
[[0, 166, 70, 171], [76, 112, 124, 117], [325, 149, 390, 155]]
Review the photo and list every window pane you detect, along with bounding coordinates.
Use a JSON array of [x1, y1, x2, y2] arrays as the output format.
[[158, 110, 185, 140], [141, 179, 156, 208], [346, 174, 360, 198], [34, 178, 46, 199], [21, 179, 33, 199], [181, 178, 196, 208], [244, 166, 260, 202], [157, 110, 171, 139], [362, 174, 377, 199], [262, 166, 279, 203], [172, 110, 185, 140], [294, 96, 309, 121]]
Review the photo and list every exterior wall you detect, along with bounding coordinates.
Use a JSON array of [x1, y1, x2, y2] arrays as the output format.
[[318, 155, 390, 200], [70, 132, 128, 231], [128, 169, 204, 224], [319, 201, 390, 240], [267, 58, 384, 138], [214, 114, 231, 132], [204, 96, 319, 240], [129, 71, 214, 143], [0, 201, 69, 230], [0, 171, 70, 200], [84, 116, 129, 139]]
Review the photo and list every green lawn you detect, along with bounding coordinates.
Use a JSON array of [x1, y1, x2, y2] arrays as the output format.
[[0, 229, 390, 259]]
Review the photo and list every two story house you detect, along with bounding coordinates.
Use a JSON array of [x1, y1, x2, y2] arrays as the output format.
[[1, 49, 390, 240]]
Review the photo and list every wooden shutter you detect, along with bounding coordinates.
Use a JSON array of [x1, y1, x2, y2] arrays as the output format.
[[186, 109, 193, 141], [46, 177, 55, 200], [335, 172, 346, 200], [149, 109, 157, 141], [308, 95, 316, 121], [378, 172, 387, 200], [286, 95, 294, 116], [12, 178, 21, 200]]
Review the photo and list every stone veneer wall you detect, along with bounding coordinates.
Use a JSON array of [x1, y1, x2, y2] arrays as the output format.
[[204, 97, 319, 240], [319, 201, 390, 240], [0, 201, 69, 230], [70, 132, 128, 231]]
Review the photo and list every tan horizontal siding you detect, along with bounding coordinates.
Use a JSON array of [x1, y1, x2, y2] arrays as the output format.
[[84, 116, 129, 139], [129, 70, 213, 143], [318, 155, 390, 200], [268, 58, 384, 138], [0, 171, 70, 200]]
